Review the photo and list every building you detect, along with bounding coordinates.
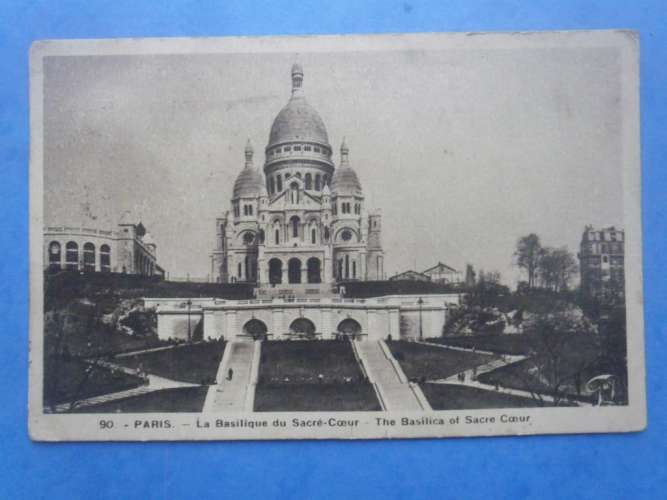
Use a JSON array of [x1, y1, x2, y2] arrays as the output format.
[[389, 270, 431, 282], [149, 64, 460, 342], [422, 262, 462, 284], [211, 64, 384, 288], [578, 225, 625, 301], [44, 215, 165, 277], [389, 263, 462, 284]]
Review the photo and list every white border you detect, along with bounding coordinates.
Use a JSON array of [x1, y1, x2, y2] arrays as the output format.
[[29, 30, 645, 441]]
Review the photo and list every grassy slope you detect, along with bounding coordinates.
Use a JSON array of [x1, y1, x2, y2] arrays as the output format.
[[71, 386, 209, 413], [421, 383, 545, 410], [115, 341, 225, 385], [387, 341, 497, 381]]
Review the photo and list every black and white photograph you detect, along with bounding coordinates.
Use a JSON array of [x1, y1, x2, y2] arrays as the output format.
[[28, 31, 645, 441]]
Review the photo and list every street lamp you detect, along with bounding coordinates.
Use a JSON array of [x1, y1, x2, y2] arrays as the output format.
[[186, 299, 193, 342], [417, 297, 424, 341]]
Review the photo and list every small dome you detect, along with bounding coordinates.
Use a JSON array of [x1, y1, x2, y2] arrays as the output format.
[[331, 139, 362, 195], [331, 167, 362, 195], [233, 167, 264, 199]]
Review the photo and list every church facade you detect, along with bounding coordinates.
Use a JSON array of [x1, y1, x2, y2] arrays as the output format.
[[211, 64, 384, 287]]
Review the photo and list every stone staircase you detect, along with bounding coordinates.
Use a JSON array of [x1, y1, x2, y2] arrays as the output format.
[[203, 340, 261, 413], [354, 340, 429, 411]]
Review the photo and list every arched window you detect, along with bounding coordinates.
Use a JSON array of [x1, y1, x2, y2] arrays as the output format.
[[245, 255, 250, 280], [288, 258, 302, 284], [290, 182, 299, 203], [65, 242, 78, 271], [345, 255, 350, 279], [258, 229, 265, 244], [83, 242, 95, 272], [269, 177, 275, 194], [352, 260, 357, 279], [305, 173, 312, 190], [100, 244, 111, 272], [307, 257, 321, 284], [269, 258, 283, 285], [48, 241, 61, 270], [276, 175, 282, 192], [238, 261, 242, 279], [311, 228, 317, 245], [275, 229, 280, 245], [290, 216, 300, 238], [315, 174, 321, 191]]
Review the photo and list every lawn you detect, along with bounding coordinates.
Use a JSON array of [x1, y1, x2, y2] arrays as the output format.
[[254, 383, 381, 412], [428, 334, 534, 356], [259, 340, 365, 384], [477, 334, 601, 403], [114, 341, 225, 385], [421, 383, 546, 410], [71, 386, 209, 413], [43, 357, 145, 407], [387, 341, 497, 381]]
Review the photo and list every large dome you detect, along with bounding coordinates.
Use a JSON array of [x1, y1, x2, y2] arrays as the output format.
[[267, 64, 330, 148]]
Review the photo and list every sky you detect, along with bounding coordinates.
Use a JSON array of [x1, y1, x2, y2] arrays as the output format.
[[43, 44, 624, 284]]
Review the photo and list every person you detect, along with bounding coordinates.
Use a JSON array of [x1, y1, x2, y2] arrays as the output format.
[[228, 368, 234, 381], [318, 373, 324, 384]]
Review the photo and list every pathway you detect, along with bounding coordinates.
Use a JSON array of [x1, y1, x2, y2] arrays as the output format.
[[203, 340, 260, 413], [354, 340, 429, 411]]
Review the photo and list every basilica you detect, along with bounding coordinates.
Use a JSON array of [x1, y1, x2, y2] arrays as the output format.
[[211, 64, 384, 288]]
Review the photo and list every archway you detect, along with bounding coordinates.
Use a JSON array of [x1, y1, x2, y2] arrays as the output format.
[[288, 258, 302, 284], [243, 319, 268, 340], [337, 318, 362, 338], [289, 318, 316, 338], [307, 257, 321, 284], [269, 258, 283, 285]]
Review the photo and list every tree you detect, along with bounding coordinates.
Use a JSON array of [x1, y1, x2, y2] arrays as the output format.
[[464, 264, 476, 288], [539, 246, 578, 292], [514, 234, 542, 289]]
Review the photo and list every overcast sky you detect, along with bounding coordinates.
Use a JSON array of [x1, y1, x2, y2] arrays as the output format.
[[43, 45, 624, 283]]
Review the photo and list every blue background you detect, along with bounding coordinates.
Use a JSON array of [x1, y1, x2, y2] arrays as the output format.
[[1, 1, 665, 499]]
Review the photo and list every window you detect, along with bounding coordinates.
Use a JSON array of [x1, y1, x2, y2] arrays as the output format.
[[276, 147, 282, 153], [285, 172, 291, 179], [324, 227, 330, 241], [315, 174, 321, 191], [276, 175, 282, 192], [294, 145, 301, 151], [65, 241, 78, 271], [332, 204, 337, 215], [291, 216, 300, 238], [248, 205, 253, 216], [275, 229, 280, 245], [238, 262, 242, 279], [284, 146, 291, 152], [269, 177, 275, 193], [296, 172, 302, 179], [603, 256, 609, 264], [243, 232, 255, 245], [48, 241, 61, 270], [234, 204, 240, 217], [341, 230, 352, 242], [305, 173, 312, 190], [304, 145, 312, 151], [314, 146, 320, 153], [83, 242, 95, 272], [311, 228, 317, 244], [352, 260, 357, 279], [345, 255, 349, 279], [100, 244, 111, 272]]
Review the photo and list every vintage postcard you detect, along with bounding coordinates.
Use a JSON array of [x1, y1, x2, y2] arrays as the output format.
[[29, 31, 645, 441]]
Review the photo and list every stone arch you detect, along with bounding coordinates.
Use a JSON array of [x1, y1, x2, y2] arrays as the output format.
[[243, 318, 268, 340], [337, 318, 362, 338], [83, 242, 95, 272], [307, 257, 321, 284], [269, 258, 283, 285], [288, 257, 302, 284], [48, 241, 61, 271], [65, 241, 78, 271], [289, 317, 316, 338]]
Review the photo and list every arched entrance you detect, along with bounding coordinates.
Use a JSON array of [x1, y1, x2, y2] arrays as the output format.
[[243, 319, 268, 340], [337, 318, 362, 338], [288, 258, 302, 284], [269, 258, 283, 285], [307, 257, 321, 284], [289, 318, 316, 338]]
